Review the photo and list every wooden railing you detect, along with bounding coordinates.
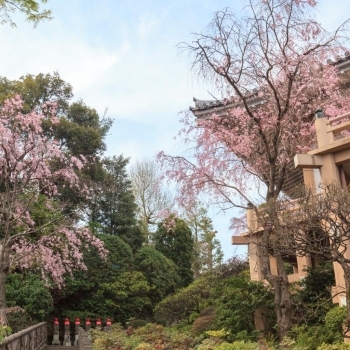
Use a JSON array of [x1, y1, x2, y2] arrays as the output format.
[[0, 322, 46, 350]]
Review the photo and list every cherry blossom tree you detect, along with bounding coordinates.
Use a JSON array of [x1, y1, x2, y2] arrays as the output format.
[[0, 95, 107, 325], [159, 0, 350, 339]]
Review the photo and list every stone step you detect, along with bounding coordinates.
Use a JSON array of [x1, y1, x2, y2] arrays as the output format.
[[46, 346, 78, 350]]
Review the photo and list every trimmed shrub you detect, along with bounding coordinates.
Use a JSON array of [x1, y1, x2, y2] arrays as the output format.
[[127, 319, 149, 329], [192, 315, 216, 335], [200, 306, 216, 317], [6, 307, 34, 334]]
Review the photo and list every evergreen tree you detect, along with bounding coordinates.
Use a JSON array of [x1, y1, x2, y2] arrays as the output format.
[[53, 235, 150, 324], [154, 216, 194, 288], [89, 156, 144, 251], [134, 246, 180, 309]]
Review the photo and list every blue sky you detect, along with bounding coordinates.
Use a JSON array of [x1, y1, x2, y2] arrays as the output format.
[[1, 0, 349, 259]]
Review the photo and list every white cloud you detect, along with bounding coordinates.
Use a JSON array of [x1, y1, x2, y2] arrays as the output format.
[[0, 21, 131, 91]]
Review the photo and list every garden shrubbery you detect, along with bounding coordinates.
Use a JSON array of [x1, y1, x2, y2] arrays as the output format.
[[92, 323, 199, 350], [91, 263, 350, 349]]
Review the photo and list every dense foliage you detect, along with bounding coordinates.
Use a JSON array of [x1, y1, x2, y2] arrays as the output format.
[[88, 156, 144, 252], [154, 217, 194, 288]]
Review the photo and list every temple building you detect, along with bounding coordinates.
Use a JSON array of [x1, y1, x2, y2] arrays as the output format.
[[190, 54, 350, 308]]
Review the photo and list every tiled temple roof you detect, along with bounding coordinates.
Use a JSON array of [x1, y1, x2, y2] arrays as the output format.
[[190, 53, 350, 114], [188, 53, 350, 198]]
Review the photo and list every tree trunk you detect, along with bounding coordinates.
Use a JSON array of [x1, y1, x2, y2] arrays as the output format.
[[0, 269, 8, 326], [0, 244, 9, 326], [208, 239, 213, 272], [341, 262, 350, 336], [260, 228, 293, 341], [273, 253, 293, 340]]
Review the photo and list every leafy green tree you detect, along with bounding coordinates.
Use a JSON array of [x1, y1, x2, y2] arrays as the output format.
[[215, 272, 275, 341], [0, 72, 72, 113], [154, 275, 216, 325], [53, 235, 150, 323], [215, 257, 249, 279], [154, 217, 194, 288], [89, 156, 144, 251], [59, 271, 151, 324], [0, 73, 112, 157], [0, 0, 52, 27], [99, 271, 151, 324], [134, 246, 180, 309], [6, 272, 53, 322], [293, 263, 336, 326]]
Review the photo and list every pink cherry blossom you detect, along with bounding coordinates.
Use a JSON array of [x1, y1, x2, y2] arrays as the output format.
[[159, 0, 350, 211], [0, 96, 107, 325]]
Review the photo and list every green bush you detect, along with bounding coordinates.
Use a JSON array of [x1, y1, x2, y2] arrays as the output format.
[[0, 325, 11, 343], [127, 319, 149, 329], [292, 264, 335, 326], [291, 323, 343, 350], [196, 337, 223, 350], [6, 272, 53, 322], [324, 307, 347, 335], [195, 339, 258, 350], [215, 273, 274, 342]]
